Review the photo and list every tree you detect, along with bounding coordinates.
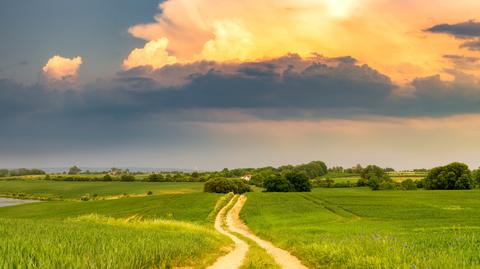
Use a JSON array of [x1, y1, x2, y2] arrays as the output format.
[[424, 162, 473, 190], [472, 169, 480, 188], [284, 171, 312, 192], [358, 165, 393, 190], [204, 178, 251, 194], [68, 166, 81, 175], [294, 161, 328, 179], [120, 174, 135, 182], [361, 165, 386, 180], [103, 174, 112, 181], [264, 176, 294, 192], [400, 179, 417, 190]]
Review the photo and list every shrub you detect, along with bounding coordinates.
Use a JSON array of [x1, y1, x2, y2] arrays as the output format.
[[284, 172, 312, 192], [379, 181, 396, 190], [424, 162, 473, 190], [204, 178, 251, 194], [147, 191, 153, 195], [120, 174, 135, 182], [103, 174, 112, 181], [264, 177, 294, 192]]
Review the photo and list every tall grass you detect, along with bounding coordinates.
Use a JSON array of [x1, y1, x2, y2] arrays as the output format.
[[0, 215, 227, 269]]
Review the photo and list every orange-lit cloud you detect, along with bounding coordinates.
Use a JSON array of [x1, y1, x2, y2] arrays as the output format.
[[125, 0, 480, 84], [42, 55, 82, 80], [123, 38, 177, 69]]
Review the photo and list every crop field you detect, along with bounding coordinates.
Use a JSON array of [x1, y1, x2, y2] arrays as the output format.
[[0, 180, 203, 199], [0, 182, 231, 268], [241, 188, 480, 268]]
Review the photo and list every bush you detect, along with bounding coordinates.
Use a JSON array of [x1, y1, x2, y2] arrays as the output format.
[[264, 177, 294, 192], [103, 174, 112, 181], [120, 174, 135, 182], [424, 162, 473, 190], [204, 178, 251, 194], [147, 191, 153, 195], [400, 179, 417, 190]]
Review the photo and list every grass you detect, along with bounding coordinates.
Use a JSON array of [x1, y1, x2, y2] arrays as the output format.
[[236, 232, 281, 269], [0, 215, 227, 269], [0, 180, 203, 199], [0, 192, 222, 224], [241, 188, 480, 268], [0, 180, 232, 268]]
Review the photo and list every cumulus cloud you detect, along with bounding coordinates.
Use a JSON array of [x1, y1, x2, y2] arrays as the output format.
[[42, 55, 82, 81], [123, 38, 177, 69]]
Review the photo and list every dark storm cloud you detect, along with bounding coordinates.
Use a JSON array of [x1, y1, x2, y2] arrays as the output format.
[[426, 20, 480, 51], [425, 20, 480, 38], [4, 53, 480, 151]]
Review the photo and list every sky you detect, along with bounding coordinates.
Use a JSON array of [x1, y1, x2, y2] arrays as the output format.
[[1, 0, 480, 170]]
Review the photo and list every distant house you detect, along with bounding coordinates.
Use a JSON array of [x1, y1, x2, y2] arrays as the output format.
[[241, 173, 252, 181]]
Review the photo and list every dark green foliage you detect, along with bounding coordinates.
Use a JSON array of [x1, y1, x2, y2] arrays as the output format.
[[472, 169, 480, 188], [120, 175, 135, 182], [147, 191, 153, 195], [424, 162, 473, 190], [360, 165, 387, 181], [284, 172, 312, 192], [400, 179, 418, 190], [416, 180, 424, 189], [103, 174, 112, 181], [203, 178, 251, 194], [264, 176, 294, 192], [293, 161, 328, 179], [68, 166, 82, 175], [0, 168, 45, 177], [357, 165, 393, 190]]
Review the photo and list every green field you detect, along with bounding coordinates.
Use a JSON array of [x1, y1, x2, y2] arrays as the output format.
[[0, 180, 203, 199], [2, 179, 480, 268], [0, 182, 231, 268], [241, 188, 480, 268]]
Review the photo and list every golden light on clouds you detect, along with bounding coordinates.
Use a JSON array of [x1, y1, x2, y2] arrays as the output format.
[[124, 0, 480, 83], [123, 38, 177, 69], [42, 55, 82, 80]]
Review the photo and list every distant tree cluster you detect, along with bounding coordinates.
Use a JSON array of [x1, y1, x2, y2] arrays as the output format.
[[264, 172, 312, 192], [0, 168, 45, 177], [424, 163, 474, 190], [355, 165, 400, 190], [204, 178, 251, 194]]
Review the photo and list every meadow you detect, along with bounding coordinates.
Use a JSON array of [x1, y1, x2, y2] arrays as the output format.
[[0, 182, 231, 268], [241, 188, 480, 268], [0, 180, 203, 199]]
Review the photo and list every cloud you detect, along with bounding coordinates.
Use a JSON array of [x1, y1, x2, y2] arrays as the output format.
[[460, 39, 480, 51], [42, 55, 82, 81], [6, 53, 480, 167], [425, 20, 480, 38], [123, 38, 177, 69], [426, 20, 480, 53]]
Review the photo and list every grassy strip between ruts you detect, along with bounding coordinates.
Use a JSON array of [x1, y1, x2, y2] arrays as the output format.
[[220, 195, 281, 269], [234, 232, 281, 269]]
